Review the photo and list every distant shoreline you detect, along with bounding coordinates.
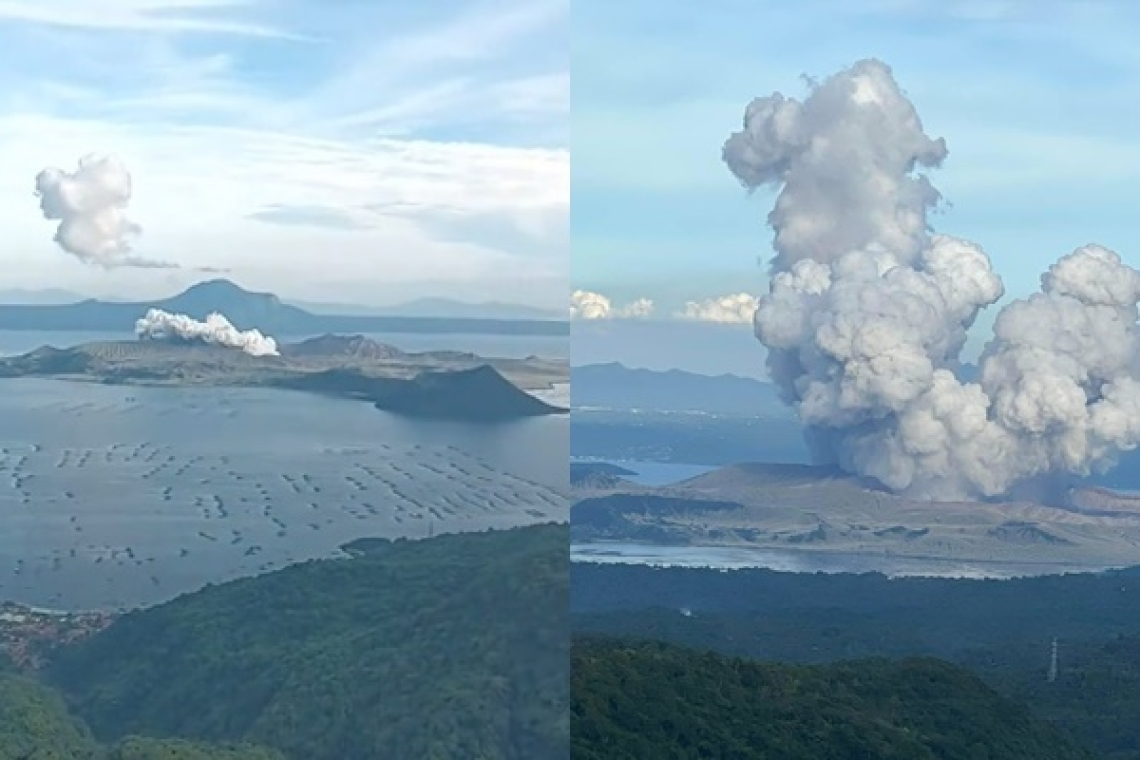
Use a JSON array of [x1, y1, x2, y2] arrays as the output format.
[[0, 278, 570, 336], [570, 540, 1129, 580]]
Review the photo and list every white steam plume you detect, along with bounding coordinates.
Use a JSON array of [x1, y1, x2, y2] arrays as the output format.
[[35, 154, 176, 269], [571, 290, 655, 319], [724, 58, 1140, 500], [678, 293, 759, 324], [135, 309, 279, 357]]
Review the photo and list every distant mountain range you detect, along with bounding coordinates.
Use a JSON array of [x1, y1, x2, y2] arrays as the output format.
[[570, 362, 790, 417], [290, 296, 563, 321], [0, 280, 567, 336], [0, 287, 561, 321], [0, 287, 89, 305]]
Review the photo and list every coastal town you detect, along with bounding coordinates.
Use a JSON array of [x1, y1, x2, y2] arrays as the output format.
[[0, 601, 115, 669]]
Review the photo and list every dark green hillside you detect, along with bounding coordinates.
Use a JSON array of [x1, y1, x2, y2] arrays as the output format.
[[0, 673, 281, 759], [571, 638, 1095, 760], [48, 524, 569, 760], [572, 562, 1140, 758], [102, 737, 284, 759], [0, 672, 95, 758], [969, 634, 1140, 760]]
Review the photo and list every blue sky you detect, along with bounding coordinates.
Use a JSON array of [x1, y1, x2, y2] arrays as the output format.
[[574, 0, 1140, 331], [0, 0, 567, 306]]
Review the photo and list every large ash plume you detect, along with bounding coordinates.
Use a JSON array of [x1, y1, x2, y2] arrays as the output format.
[[135, 309, 279, 357], [723, 58, 1140, 500]]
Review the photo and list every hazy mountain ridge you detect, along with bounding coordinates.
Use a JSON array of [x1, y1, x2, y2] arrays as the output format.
[[570, 362, 788, 416], [0, 280, 568, 336], [0, 287, 88, 304], [0, 287, 562, 320]]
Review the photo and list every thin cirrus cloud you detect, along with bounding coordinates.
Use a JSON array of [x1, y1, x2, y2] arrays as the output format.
[[0, 0, 567, 307], [0, 0, 300, 37]]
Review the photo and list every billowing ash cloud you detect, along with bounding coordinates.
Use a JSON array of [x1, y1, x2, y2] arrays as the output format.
[[678, 293, 759, 324], [135, 309, 279, 357], [571, 290, 654, 320], [724, 58, 1140, 500], [35, 154, 175, 269]]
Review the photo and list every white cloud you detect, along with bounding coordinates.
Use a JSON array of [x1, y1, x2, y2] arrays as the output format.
[[0, 0, 568, 308], [570, 290, 611, 320], [677, 293, 758, 324], [570, 290, 654, 320], [619, 297, 654, 319]]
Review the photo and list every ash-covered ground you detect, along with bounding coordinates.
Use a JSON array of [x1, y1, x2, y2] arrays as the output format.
[[571, 462, 1140, 576]]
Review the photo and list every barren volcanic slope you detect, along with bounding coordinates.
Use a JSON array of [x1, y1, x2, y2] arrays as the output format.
[[571, 463, 1140, 573], [0, 334, 568, 421]]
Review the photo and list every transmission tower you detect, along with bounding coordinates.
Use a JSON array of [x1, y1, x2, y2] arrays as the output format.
[[1047, 637, 1058, 683]]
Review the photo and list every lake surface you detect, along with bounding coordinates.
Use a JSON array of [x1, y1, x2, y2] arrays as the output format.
[[0, 330, 567, 361], [0, 379, 567, 611], [570, 542, 1121, 579]]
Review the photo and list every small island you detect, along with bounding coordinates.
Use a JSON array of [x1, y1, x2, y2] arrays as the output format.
[[0, 334, 568, 422]]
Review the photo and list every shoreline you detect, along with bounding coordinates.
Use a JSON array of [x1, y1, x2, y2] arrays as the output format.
[[571, 540, 1131, 580], [0, 366, 569, 420], [4, 521, 570, 615]]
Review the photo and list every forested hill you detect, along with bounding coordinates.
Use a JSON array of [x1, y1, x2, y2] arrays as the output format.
[[0, 671, 283, 758], [571, 638, 1095, 760], [42, 524, 569, 760], [572, 562, 1140, 758]]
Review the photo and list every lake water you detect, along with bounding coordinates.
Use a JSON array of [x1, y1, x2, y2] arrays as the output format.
[[0, 330, 568, 361], [0, 378, 568, 611], [570, 542, 1121, 580]]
